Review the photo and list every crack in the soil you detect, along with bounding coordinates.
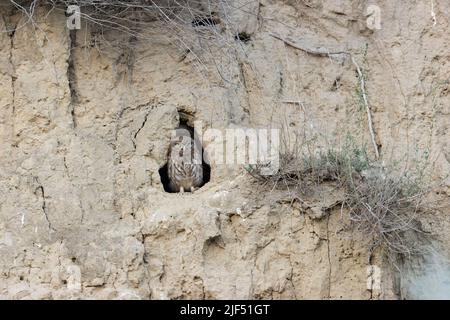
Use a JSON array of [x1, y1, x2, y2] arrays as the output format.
[[3, 15, 17, 134], [132, 112, 149, 150], [34, 178, 56, 232], [67, 30, 78, 128]]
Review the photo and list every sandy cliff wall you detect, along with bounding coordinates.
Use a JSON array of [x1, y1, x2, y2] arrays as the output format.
[[0, 0, 449, 299]]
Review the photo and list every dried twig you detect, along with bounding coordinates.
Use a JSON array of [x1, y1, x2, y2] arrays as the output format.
[[351, 56, 380, 159], [269, 32, 347, 56]]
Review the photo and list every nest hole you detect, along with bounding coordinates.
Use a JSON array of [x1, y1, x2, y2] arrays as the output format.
[[235, 32, 251, 43], [159, 161, 211, 193], [159, 120, 211, 193]]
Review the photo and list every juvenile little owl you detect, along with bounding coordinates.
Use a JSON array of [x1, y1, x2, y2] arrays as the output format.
[[167, 126, 203, 193]]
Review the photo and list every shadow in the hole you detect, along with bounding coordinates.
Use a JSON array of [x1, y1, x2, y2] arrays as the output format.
[[159, 155, 211, 193], [235, 32, 251, 43]]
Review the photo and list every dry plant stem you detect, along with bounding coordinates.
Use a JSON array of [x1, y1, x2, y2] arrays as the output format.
[[269, 33, 347, 56], [351, 56, 380, 159]]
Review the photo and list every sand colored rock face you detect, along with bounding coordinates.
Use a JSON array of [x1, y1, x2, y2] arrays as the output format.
[[0, 1, 449, 299]]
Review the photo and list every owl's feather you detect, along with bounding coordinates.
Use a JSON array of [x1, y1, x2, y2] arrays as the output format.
[[167, 131, 203, 192]]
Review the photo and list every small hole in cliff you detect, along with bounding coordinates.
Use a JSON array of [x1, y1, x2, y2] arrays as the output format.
[[235, 32, 251, 43], [159, 119, 210, 193]]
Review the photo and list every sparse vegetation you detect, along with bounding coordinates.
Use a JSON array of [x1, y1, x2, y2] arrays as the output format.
[[246, 133, 434, 260], [6, 1, 223, 32], [3, 1, 240, 45], [4, 0, 250, 84]]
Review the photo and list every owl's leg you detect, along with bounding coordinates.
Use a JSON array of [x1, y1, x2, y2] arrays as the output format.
[[179, 186, 185, 194], [191, 187, 196, 193]]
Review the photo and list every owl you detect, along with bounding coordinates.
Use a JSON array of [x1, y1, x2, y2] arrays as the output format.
[[167, 127, 203, 193]]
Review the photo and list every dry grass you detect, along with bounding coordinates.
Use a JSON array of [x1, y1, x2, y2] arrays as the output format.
[[4, 0, 253, 85], [246, 133, 434, 259], [4, 1, 243, 46]]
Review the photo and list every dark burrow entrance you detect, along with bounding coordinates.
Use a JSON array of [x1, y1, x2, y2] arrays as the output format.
[[159, 118, 211, 193]]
